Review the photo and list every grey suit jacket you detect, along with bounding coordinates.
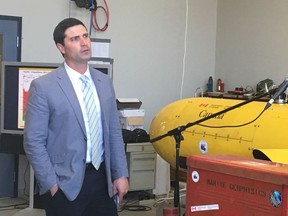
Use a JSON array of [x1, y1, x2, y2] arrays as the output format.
[[24, 64, 128, 201]]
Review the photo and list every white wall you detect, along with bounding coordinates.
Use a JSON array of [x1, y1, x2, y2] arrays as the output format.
[[183, 0, 217, 97], [215, 0, 288, 92]]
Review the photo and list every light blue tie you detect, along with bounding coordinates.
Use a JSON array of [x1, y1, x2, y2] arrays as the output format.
[[80, 75, 103, 169]]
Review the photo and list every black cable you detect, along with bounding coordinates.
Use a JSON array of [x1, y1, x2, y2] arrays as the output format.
[[117, 198, 138, 212], [124, 205, 152, 211], [0, 201, 29, 211], [23, 160, 30, 197], [118, 191, 154, 212]]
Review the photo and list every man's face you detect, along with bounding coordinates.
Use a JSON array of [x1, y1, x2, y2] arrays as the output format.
[[57, 24, 91, 64]]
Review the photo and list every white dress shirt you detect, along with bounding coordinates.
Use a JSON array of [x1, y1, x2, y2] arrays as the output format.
[[64, 63, 103, 163]]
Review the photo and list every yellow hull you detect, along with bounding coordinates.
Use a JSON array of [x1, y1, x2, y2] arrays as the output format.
[[149, 97, 288, 166]]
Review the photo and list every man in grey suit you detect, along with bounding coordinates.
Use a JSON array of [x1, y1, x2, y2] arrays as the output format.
[[24, 18, 129, 216]]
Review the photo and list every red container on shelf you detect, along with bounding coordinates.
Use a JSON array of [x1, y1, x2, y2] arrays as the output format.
[[186, 155, 288, 216]]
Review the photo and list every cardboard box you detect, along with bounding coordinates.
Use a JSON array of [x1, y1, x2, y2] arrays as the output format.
[[118, 108, 145, 130], [186, 155, 288, 216], [120, 116, 144, 130], [116, 98, 142, 110]]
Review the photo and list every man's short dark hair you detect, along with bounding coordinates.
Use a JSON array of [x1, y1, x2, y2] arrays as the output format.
[[53, 18, 87, 45]]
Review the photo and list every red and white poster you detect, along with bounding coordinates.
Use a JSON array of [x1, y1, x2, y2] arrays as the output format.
[[18, 67, 52, 129]]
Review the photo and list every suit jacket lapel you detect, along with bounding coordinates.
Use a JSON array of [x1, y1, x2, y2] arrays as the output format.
[[90, 69, 106, 125], [55, 66, 86, 135], [90, 70, 104, 109]]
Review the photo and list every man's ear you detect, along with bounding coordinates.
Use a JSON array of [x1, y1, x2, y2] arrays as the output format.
[[56, 43, 65, 55]]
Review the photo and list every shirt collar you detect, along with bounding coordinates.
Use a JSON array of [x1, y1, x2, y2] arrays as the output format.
[[64, 62, 91, 81]]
